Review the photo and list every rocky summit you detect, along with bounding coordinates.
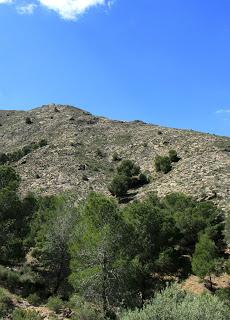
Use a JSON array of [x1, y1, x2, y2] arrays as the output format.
[[0, 104, 229, 212]]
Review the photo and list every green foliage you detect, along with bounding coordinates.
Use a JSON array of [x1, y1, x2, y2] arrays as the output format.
[[224, 213, 230, 244], [0, 287, 12, 318], [0, 153, 9, 165], [163, 193, 223, 250], [155, 150, 180, 174], [69, 193, 125, 315], [27, 293, 41, 306], [25, 117, 33, 124], [0, 183, 37, 263], [0, 165, 20, 190], [0, 265, 42, 297], [109, 174, 129, 197], [96, 148, 106, 158], [109, 160, 149, 198], [169, 149, 180, 162], [5, 140, 48, 164], [121, 194, 180, 304], [47, 296, 64, 313], [38, 139, 48, 147], [11, 309, 42, 320], [138, 173, 149, 186], [192, 233, 218, 279], [112, 152, 121, 162], [154, 155, 172, 173], [31, 196, 77, 295], [121, 284, 230, 320], [68, 294, 104, 320], [117, 160, 140, 177], [215, 288, 230, 306]]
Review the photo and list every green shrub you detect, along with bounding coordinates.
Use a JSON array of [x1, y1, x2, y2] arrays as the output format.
[[121, 284, 230, 320], [0, 165, 20, 190], [95, 148, 106, 158], [11, 309, 42, 320], [27, 293, 41, 306], [25, 117, 32, 124], [4, 140, 48, 164], [215, 288, 230, 305], [155, 155, 172, 173], [38, 139, 48, 147], [117, 160, 140, 177], [109, 174, 129, 197], [6, 270, 21, 288], [0, 153, 9, 164], [0, 287, 12, 317], [169, 150, 180, 162], [69, 295, 104, 320], [112, 152, 122, 161], [138, 173, 149, 186], [109, 160, 149, 197], [47, 296, 64, 313]]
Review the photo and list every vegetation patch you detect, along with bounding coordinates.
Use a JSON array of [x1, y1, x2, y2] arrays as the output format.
[[0, 139, 48, 164]]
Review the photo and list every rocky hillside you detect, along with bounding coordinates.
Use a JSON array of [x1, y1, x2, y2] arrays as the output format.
[[0, 104, 229, 212]]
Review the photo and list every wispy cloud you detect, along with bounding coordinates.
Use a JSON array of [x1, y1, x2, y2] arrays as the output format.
[[0, 0, 12, 3], [17, 3, 37, 15], [0, 0, 113, 20], [216, 109, 230, 114]]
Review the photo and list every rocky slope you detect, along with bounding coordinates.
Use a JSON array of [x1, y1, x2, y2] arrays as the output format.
[[0, 104, 229, 212]]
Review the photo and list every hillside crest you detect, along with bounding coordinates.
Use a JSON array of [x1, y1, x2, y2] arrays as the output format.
[[0, 104, 229, 211]]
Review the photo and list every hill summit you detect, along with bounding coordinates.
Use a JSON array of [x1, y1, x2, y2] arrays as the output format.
[[0, 104, 229, 211]]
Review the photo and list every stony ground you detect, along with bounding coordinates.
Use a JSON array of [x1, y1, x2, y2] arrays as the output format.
[[0, 104, 229, 211]]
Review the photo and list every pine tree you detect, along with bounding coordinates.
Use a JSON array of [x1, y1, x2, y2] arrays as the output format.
[[192, 233, 218, 290], [69, 193, 125, 316]]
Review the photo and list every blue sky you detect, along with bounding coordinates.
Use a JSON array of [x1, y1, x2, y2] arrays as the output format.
[[0, 0, 230, 136]]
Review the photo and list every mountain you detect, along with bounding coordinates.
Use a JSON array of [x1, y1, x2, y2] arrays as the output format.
[[0, 104, 229, 212]]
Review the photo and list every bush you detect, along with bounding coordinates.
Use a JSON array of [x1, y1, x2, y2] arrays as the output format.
[[0, 153, 9, 164], [39, 139, 48, 147], [112, 152, 122, 162], [155, 155, 172, 174], [47, 296, 64, 313], [215, 288, 230, 305], [109, 160, 149, 197], [25, 117, 32, 124], [0, 287, 12, 318], [121, 284, 230, 320], [169, 150, 180, 162], [95, 148, 106, 158], [11, 309, 42, 320], [4, 141, 48, 165], [27, 293, 41, 306], [109, 175, 129, 197], [0, 165, 20, 190], [138, 173, 149, 186], [69, 295, 104, 320], [117, 160, 140, 177]]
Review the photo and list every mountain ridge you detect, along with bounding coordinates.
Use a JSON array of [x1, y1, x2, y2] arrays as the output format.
[[0, 104, 229, 212]]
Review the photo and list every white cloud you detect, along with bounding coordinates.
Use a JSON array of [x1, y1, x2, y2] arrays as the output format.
[[0, 0, 112, 20], [0, 0, 12, 3], [216, 109, 230, 114], [39, 0, 109, 20], [17, 3, 37, 14]]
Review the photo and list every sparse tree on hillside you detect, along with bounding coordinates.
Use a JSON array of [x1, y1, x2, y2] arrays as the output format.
[[192, 233, 218, 290], [169, 150, 180, 162], [32, 197, 77, 296], [155, 155, 172, 174], [69, 193, 125, 316], [117, 160, 140, 177], [109, 174, 129, 198]]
